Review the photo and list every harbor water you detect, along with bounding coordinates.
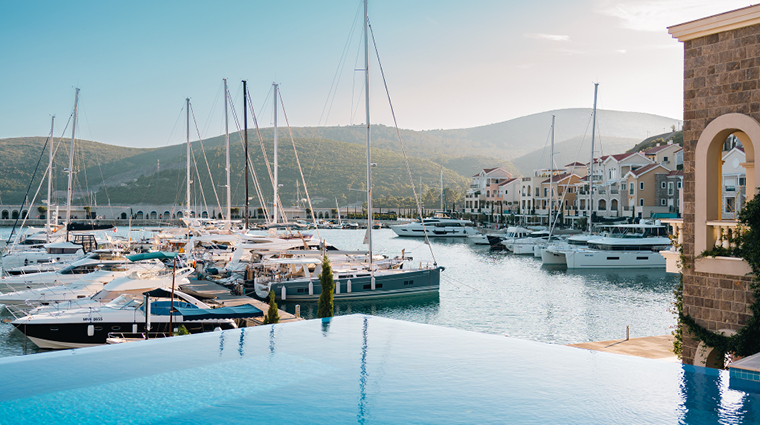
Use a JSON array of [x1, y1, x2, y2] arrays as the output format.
[[0, 227, 679, 357]]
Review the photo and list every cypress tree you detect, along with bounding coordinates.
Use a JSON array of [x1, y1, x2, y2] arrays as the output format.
[[263, 290, 280, 324], [317, 254, 335, 318]]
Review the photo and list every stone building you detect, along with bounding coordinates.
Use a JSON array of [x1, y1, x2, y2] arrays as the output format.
[[669, 5, 760, 367]]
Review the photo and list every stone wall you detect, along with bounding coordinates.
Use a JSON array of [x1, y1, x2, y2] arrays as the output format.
[[681, 24, 760, 365]]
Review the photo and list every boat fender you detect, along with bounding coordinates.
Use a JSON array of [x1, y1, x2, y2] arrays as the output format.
[[87, 324, 95, 337]]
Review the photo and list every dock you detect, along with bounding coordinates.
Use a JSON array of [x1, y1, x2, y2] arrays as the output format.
[[568, 335, 678, 362], [181, 278, 301, 325]]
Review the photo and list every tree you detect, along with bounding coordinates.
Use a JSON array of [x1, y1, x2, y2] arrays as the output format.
[[317, 254, 335, 318], [263, 290, 280, 324]]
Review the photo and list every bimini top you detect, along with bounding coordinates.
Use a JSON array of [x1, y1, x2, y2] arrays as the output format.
[[127, 252, 178, 262], [177, 304, 263, 320]]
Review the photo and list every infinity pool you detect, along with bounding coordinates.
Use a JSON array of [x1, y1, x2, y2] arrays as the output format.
[[0, 315, 757, 424]]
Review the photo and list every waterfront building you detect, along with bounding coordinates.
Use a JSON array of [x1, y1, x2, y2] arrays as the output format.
[[496, 177, 520, 215], [668, 4, 760, 367], [643, 141, 682, 170], [464, 167, 513, 215], [722, 146, 747, 219]]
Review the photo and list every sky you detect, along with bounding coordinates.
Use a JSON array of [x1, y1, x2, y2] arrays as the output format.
[[0, 0, 754, 148]]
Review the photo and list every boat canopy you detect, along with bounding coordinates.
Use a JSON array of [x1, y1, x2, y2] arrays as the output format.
[[127, 252, 178, 262], [177, 304, 263, 320]]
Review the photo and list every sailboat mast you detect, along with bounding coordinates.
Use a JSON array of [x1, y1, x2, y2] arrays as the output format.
[[65, 88, 79, 230], [273, 82, 279, 225], [440, 165, 443, 211], [364, 0, 374, 279], [243, 80, 249, 230], [589, 83, 598, 233], [224, 78, 231, 223], [47, 115, 55, 241], [186, 98, 191, 219], [550, 115, 554, 229]]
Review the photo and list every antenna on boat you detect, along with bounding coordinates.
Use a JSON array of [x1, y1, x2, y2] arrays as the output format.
[[243, 80, 249, 230], [65, 88, 79, 242], [589, 83, 598, 233]]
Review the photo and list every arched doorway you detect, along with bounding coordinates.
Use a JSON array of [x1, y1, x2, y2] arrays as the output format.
[[694, 329, 736, 369]]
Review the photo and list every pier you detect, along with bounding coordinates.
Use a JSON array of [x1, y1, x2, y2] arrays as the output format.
[[181, 278, 301, 325], [568, 335, 677, 362]]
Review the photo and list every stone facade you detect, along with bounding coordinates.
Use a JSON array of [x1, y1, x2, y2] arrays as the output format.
[[675, 19, 760, 365]]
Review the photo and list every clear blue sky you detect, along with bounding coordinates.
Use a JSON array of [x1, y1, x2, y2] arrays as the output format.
[[0, 0, 751, 148]]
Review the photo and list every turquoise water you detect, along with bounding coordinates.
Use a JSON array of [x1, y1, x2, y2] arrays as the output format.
[[0, 227, 678, 357], [0, 315, 757, 424]]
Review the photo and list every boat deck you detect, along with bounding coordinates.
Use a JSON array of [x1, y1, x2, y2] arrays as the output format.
[[182, 278, 301, 325]]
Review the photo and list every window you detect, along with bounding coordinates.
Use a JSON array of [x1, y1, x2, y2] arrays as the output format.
[[639, 182, 644, 190], [664, 156, 669, 162], [544, 188, 548, 197], [668, 182, 674, 196], [677, 181, 682, 189], [740, 177, 746, 186], [640, 198, 644, 206], [535, 188, 539, 197], [661, 199, 667, 206], [629, 185, 634, 195], [661, 182, 667, 189]]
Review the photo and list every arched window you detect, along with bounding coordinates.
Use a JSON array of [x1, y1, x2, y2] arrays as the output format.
[[695, 114, 757, 261], [598, 199, 607, 211], [611, 199, 618, 211]]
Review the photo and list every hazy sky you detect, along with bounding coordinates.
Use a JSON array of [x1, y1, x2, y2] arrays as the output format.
[[0, 0, 753, 148]]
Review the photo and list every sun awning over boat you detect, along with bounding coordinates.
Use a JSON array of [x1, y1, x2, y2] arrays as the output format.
[[127, 252, 178, 262], [177, 304, 263, 320]]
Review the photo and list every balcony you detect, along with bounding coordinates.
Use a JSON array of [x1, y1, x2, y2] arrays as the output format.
[[610, 189, 619, 195], [695, 220, 752, 276]]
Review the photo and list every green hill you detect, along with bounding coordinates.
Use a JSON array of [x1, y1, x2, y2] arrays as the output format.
[[0, 135, 469, 209]]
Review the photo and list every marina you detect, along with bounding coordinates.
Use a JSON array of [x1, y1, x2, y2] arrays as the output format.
[[0, 227, 679, 356]]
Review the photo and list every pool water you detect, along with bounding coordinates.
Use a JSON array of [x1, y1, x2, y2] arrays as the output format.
[[0, 315, 757, 424]]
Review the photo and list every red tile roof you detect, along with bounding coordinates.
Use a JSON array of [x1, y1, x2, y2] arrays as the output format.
[[498, 177, 518, 186]]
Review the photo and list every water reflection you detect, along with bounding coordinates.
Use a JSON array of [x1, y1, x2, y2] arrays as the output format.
[[357, 316, 369, 425], [678, 366, 759, 423], [280, 292, 440, 320]]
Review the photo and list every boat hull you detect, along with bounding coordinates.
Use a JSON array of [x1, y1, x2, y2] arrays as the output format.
[[540, 249, 567, 265], [390, 225, 476, 238], [564, 249, 666, 269], [13, 320, 237, 350], [254, 267, 443, 302]]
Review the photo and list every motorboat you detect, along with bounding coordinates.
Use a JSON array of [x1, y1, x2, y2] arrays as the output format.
[[0, 250, 167, 293], [562, 223, 672, 269], [12, 286, 261, 349], [486, 226, 532, 250], [390, 211, 477, 238], [540, 234, 598, 265]]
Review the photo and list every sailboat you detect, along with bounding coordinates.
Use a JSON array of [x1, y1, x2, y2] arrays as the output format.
[[250, 0, 443, 302]]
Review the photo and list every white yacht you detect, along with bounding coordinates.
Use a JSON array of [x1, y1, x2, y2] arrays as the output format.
[[486, 226, 533, 250], [390, 212, 477, 238], [562, 223, 672, 269], [12, 286, 259, 349], [540, 234, 597, 265], [0, 250, 165, 293]]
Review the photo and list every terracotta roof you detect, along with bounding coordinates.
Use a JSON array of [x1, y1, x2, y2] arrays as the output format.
[[565, 162, 585, 167], [629, 163, 666, 177], [667, 170, 684, 176], [541, 173, 575, 184], [498, 177, 518, 186], [643, 144, 677, 154], [472, 167, 502, 177]]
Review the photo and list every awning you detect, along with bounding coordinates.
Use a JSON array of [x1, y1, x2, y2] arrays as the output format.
[[177, 304, 263, 320]]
